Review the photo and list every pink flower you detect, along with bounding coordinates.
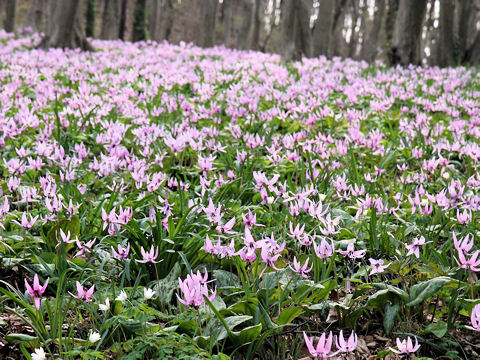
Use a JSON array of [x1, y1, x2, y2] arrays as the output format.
[[135, 245, 161, 264], [336, 330, 358, 354], [453, 233, 474, 254], [466, 304, 480, 332], [338, 243, 366, 259], [369, 258, 389, 275], [405, 236, 430, 258], [13, 213, 38, 229], [303, 331, 334, 359], [25, 274, 49, 310], [389, 336, 421, 355], [314, 238, 335, 259], [455, 249, 480, 272], [288, 257, 313, 278], [176, 270, 216, 307], [70, 281, 94, 302], [111, 243, 130, 261]]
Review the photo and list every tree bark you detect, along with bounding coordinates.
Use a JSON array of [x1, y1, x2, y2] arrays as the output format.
[[348, 0, 359, 58], [101, 0, 121, 39], [436, 0, 455, 67], [4, 0, 16, 32], [328, 0, 348, 58], [119, 0, 129, 40], [198, 0, 217, 47], [281, 0, 312, 61], [389, 0, 428, 66], [25, 0, 45, 32], [222, 0, 232, 47], [250, 0, 262, 50], [456, 0, 476, 63], [237, 0, 254, 50], [465, 32, 480, 65], [132, 0, 147, 42], [362, 0, 385, 62], [385, 0, 399, 62], [313, 0, 335, 57], [40, 0, 92, 50], [85, 0, 96, 38]]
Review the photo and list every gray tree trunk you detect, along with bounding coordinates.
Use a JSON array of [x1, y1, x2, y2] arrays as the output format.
[[328, 0, 348, 58], [4, 0, 16, 32], [465, 32, 480, 65], [362, 0, 385, 62], [436, 0, 455, 66], [455, 0, 476, 62], [385, 0, 399, 62], [237, 0, 254, 50], [41, 0, 92, 50], [390, 0, 427, 66], [250, 0, 261, 50], [198, 0, 217, 47], [222, 0, 232, 47], [25, 0, 45, 32], [312, 0, 335, 57], [281, 0, 312, 61], [101, 0, 121, 40], [348, 0, 359, 58]]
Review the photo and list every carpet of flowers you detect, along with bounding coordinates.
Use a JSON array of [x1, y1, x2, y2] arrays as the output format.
[[0, 30, 479, 359]]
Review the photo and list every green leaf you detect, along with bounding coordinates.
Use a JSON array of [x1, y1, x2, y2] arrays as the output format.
[[423, 320, 448, 338], [5, 333, 39, 348], [383, 303, 399, 335], [407, 276, 452, 307], [155, 262, 181, 306], [274, 306, 303, 325], [231, 323, 262, 344]]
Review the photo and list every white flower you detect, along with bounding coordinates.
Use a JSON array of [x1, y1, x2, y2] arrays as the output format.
[[115, 290, 127, 303], [98, 297, 110, 312], [267, 196, 275, 205], [89, 331, 101, 343], [143, 287, 156, 300], [31, 347, 46, 360], [442, 172, 450, 180]]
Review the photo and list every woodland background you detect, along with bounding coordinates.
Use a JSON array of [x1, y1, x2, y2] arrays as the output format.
[[1, 1, 480, 66]]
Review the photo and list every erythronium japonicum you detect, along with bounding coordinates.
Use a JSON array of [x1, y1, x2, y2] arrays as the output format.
[[70, 281, 95, 302], [25, 274, 49, 310], [389, 336, 421, 355], [466, 303, 480, 332], [177, 270, 216, 307], [303, 331, 335, 359]]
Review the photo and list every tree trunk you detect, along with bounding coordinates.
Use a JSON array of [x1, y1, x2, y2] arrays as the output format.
[[222, 0, 232, 47], [132, 0, 147, 42], [41, 0, 92, 50], [4, 0, 16, 32], [313, 0, 335, 57], [25, 0, 45, 32], [465, 32, 480, 65], [348, 0, 359, 58], [435, 0, 455, 67], [281, 0, 312, 61], [297, 0, 312, 57], [198, 0, 217, 47], [85, 0, 96, 38], [237, 0, 254, 50], [456, 0, 476, 63], [362, 0, 385, 62], [250, 0, 262, 50], [385, 0, 399, 62], [119, 0, 129, 40], [389, 0, 428, 66], [101, 0, 121, 39], [328, 0, 348, 58]]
